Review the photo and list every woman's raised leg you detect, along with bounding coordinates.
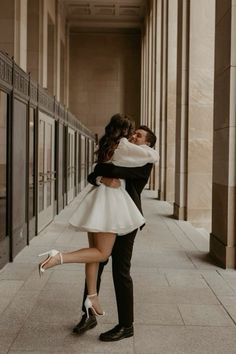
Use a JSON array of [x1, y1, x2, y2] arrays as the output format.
[[39, 232, 116, 270]]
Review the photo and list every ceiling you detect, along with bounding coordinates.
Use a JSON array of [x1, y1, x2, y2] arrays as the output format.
[[61, 0, 147, 31]]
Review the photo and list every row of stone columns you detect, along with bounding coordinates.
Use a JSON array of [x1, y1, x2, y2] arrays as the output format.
[[141, 0, 236, 268]]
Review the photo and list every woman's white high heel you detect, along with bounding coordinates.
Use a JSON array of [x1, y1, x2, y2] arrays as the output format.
[[38, 249, 63, 276], [84, 293, 105, 319]]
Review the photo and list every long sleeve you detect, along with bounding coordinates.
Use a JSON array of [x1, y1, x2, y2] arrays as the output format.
[[112, 138, 159, 167], [91, 163, 153, 180]]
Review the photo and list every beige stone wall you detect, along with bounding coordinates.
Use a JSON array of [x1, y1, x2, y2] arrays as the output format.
[[69, 32, 141, 136], [0, 1, 15, 59], [0, 0, 34, 72], [0, 0, 27, 70], [46, 0, 56, 23]]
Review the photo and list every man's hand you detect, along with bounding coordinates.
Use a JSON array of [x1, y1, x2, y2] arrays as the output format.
[[101, 177, 121, 188]]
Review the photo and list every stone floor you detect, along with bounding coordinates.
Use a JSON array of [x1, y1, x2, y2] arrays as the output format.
[[1, 191, 236, 354]]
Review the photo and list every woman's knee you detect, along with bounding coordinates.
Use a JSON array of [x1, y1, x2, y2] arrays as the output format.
[[99, 250, 112, 262], [98, 248, 111, 262], [95, 233, 116, 262]]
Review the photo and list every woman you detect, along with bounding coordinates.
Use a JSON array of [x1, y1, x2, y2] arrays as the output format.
[[39, 114, 158, 318]]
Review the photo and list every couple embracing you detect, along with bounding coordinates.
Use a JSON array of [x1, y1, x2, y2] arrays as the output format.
[[39, 113, 158, 342]]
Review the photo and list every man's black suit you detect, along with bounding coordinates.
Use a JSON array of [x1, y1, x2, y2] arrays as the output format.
[[81, 162, 153, 326]]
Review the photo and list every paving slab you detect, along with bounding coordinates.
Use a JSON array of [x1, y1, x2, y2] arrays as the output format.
[[165, 272, 208, 288], [134, 325, 236, 354], [178, 304, 235, 326]]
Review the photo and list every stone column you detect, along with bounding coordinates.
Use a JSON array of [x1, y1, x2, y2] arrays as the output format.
[[65, 22, 70, 107], [144, 0, 157, 189], [210, 0, 236, 268], [155, 0, 162, 195], [27, 0, 41, 82], [159, 0, 168, 200], [174, 0, 189, 220], [187, 0, 215, 230], [147, 3, 153, 128], [14, 0, 27, 71], [55, 0, 61, 101], [144, 13, 149, 125], [151, 0, 157, 132], [42, 0, 48, 88], [140, 26, 145, 122], [149, 0, 158, 190], [141, 19, 148, 124], [55, 0, 67, 103], [165, 0, 177, 202]]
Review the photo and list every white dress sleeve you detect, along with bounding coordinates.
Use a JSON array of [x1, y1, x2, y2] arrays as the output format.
[[111, 138, 159, 167]]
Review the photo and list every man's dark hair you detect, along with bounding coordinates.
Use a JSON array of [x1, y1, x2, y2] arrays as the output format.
[[138, 125, 157, 148]]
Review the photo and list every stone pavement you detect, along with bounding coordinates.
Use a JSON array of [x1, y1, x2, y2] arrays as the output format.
[[1, 191, 236, 354]]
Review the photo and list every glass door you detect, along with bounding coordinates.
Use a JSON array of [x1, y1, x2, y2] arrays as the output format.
[[28, 107, 36, 240], [12, 99, 27, 257], [80, 135, 86, 190], [57, 122, 64, 213], [88, 139, 94, 174], [38, 112, 55, 232], [67, 127, 75, 203]]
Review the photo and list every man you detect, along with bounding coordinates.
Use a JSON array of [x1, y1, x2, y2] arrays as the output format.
[[73, 125, 157, 341]]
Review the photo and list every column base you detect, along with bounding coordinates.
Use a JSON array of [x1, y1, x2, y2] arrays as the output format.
[[157, 189, 163, 200], [173, 203, 186, 220], [210, 233, 236, 269]]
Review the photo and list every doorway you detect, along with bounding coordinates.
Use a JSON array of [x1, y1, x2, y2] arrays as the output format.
[[38, 112, 55, 232]]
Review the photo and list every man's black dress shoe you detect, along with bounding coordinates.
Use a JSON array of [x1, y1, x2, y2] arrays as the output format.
[[73, 314, 97, 335], [99, 324, 134, 342]]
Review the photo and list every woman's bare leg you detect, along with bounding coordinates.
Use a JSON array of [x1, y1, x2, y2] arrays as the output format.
[[85, 233, 116, 314], [40, 232, 116, 269]]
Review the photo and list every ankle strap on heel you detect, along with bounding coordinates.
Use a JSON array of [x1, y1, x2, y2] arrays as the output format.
[[59, 253, 63, 264], [87, 293, 97, 298]]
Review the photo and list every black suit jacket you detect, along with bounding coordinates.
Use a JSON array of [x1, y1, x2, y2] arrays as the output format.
[[87, 163, 153, 215]]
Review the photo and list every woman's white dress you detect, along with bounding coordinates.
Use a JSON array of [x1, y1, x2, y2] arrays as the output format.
[[69, 138, 159, 235]]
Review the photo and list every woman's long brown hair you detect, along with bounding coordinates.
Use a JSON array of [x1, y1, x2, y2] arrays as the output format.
[[96, 114, 134, 163]]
